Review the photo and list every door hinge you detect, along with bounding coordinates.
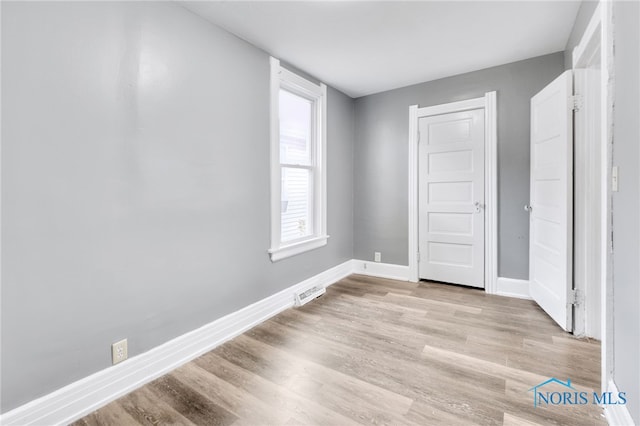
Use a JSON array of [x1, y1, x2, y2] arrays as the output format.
[[417, 251, 421, 262], [610, 229, 614, 253], [569, 289, 582, 306], [570, 94, 583, 112], [417, 131, 421, 144]]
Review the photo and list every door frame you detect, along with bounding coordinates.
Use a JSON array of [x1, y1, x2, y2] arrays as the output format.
[[573, 0, 615, 402], [572, 2, 603, 339], [590, 0, 617, 409], [408, 92, 497, 293]]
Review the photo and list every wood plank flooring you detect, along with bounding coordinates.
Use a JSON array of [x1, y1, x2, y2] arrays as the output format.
[[73, 275, 605, 426]]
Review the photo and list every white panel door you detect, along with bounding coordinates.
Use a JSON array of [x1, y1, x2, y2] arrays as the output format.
[[529, 70, 573, 332], [418, 109, 485, 288]]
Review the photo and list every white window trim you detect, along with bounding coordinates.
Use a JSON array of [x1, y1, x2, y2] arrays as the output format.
[[268, 57, 328, 262]]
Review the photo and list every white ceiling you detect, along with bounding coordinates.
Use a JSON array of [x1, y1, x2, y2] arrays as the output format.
[[182, 1, 580, 98]]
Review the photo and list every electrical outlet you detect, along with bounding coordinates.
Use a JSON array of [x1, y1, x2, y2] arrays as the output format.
[[111, 339, 128, 365], [374, 252, 381, 262]]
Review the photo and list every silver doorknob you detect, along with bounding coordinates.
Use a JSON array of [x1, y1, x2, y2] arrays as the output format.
[[524, 204, 532, 212], [474, 201, 484, 213]]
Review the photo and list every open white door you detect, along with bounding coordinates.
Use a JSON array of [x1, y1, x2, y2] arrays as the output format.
[[529, 70, 574, 332]]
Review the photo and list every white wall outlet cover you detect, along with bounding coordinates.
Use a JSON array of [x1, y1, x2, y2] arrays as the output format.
[[111, 339, 128, 365], [374, 252, 381, 262]]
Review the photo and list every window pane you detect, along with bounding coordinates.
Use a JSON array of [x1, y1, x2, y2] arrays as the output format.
[[279, 89, 312, 165], [281, 167, 313, 242]]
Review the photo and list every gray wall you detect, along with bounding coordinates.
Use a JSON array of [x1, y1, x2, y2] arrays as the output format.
[[564, 1, 599, 69], [1, 1, 354, 412], [353, 52, 565, 279], [612, 1, 640, 422]]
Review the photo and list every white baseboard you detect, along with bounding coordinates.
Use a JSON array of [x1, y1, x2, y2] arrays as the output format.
[[605, 380, 636, 426], [496, 277, 531, 300], [352, 259, 410, 281], [0, 260, 353, 426]]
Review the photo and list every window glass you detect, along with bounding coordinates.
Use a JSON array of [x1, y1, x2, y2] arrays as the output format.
[[281, 167, 313, 242], [279, 89, 312, 166]]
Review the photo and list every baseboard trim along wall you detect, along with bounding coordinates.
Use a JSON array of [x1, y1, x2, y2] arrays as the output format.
[[496, 277, 532, 300], [604, 380, 636, 426], [0, 260, 354, 426], [352, 259, 410, 281], [2, 260, 540, 425]]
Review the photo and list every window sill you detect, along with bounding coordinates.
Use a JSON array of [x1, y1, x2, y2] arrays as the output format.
[[268, 235, 329, 262]]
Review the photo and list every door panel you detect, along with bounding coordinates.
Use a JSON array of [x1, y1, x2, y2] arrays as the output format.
[[428, 181, 473, 203], [428, 213, 473, 235], [418, 109, 485, 288], [529, 70, 573, 332], [428, 150, 473, 173], [428, 242, 473, 266], [428, 118, 473, 144]]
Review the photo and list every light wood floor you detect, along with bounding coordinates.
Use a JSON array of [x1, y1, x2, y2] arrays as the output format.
[[73, 275, 604, 426]]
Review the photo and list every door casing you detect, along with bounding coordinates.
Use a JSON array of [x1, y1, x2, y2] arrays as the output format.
[[573, 6, 603, 340], [570, 1, 614, 400], [408, 92, 497, 293]]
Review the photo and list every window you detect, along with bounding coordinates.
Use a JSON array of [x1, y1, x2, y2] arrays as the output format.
[[268, 57, 327, 261]]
